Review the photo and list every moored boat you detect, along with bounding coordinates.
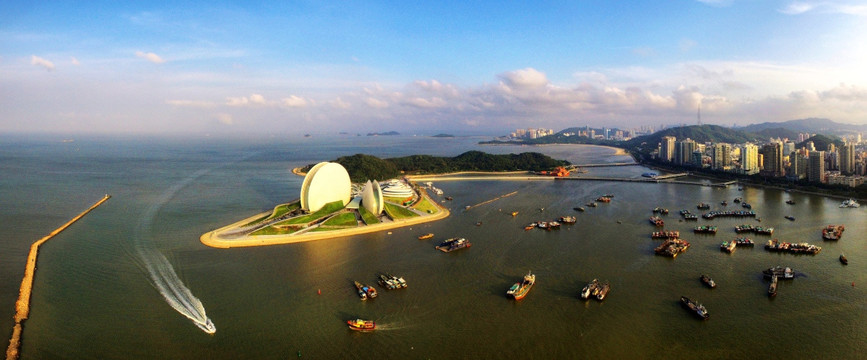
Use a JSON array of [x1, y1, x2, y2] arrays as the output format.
[[784, 215, 795, 221], [786, 200, 795, 205], [378, 274, 399, 289], [347, 319, 376, 331], [580, 279, 599, 300], [649, 216, 664, 227], [700, 274, 717, 288], [436, 237, 471, 252], [573, 207, 585, 212], [559, 216, 577, 224], [654, 238, 690, 257], [840, 253, 848, 265], [768, 275, 778, 297], [353, 281, 368, 300], [720, 241, 736, 253], [680, 296, 710, 320], [693, 225, 717, 234], [596, 282, 611, 300], [840, 199, 860, 208], [652, 231, 680, 239], [734, 237, 754, 246], [822, 225, 844, 240], [697, 203, 710, 210], [506, 271, 535, 300], [763, 266, 795, 279], [386, 272, 408, 288]]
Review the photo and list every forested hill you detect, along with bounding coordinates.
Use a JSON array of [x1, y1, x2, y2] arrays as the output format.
[[302, 151, 570, 183], [626, 125, 759, 148]]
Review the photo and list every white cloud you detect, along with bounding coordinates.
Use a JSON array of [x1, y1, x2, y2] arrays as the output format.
[[779, 1, 867, 16], [30, 55, 55, 71], [780, 2, 816, 14], [498, 68, 549, 89], [364, 97, 389, 108], [215, 113, 233, 125], [166, 99, 216, 108], [70, 56, 80, 66], [135, 51, 166, 64], [249, 93, 266, 105], [330, 97, 350, 109], [282, 95, 308, 108]]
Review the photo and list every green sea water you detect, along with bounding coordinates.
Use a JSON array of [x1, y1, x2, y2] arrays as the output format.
[[1, 134, 865, 359]]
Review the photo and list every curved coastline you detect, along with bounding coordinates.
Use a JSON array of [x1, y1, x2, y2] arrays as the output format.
[[200, 192, 450, 249]]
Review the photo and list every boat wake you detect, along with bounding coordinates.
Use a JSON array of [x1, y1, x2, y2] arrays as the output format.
[[133, 168, 217, 334]]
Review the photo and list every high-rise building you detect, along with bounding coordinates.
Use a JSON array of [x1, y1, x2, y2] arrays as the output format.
[[808, 151, 825, 183], [660, 136, 676, 162], [741, 143, 759, 175], [676, 138, 696, 166], [840, 144, 855, 175], [760, 143, 784, 177], [712, 143, 732, 170]]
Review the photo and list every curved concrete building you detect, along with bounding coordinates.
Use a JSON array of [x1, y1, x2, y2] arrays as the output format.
[[361, 180, 384, 215], [381, 179, 414, 198], [300, 162, 351, 212]]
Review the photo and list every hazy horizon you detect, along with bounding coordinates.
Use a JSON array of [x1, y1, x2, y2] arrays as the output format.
[[2, 1, 867, 135]]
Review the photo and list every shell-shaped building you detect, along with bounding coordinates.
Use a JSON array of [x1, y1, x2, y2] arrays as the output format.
[[361, 180, 384, 215], [300, 162, 351, 212]]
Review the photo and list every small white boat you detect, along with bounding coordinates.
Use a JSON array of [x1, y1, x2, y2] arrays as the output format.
[[840, 199, 860, 208]]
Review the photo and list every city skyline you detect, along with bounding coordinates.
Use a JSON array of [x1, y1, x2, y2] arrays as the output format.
[[2, 1, 867, 135]]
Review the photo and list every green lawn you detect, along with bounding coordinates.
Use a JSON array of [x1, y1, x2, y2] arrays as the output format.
[[384, 202, 418, 219], [250, 225, 299, 236], [321, 212, 358, 227], [358, 206, 380, 225], [412, 196, 439, 214], [268, 202, 301, 220], [281, 201, 345, 225]]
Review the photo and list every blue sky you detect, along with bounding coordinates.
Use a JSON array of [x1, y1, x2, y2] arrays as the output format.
[[2, 0, 866, 135]]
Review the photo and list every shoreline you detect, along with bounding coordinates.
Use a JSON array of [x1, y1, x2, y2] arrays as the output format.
[[200, 192, 450, 248]]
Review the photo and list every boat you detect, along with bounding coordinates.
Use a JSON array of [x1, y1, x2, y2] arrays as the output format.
[[547, 221, 562, 229], [680, 296, 710, 320], [721, 200, 728, 206], [378, 274, 398, 289], [386, 272, 408, 288], [822, 225, 844, 240], [603, 194, 615, 198], [734, 237, 754, 246], [573, 207, 585, 212], [652, 207, 669, 215], [733, 197, 742, 203], [586, 202, 598, 207], [693, 225, 717, 234], [649, 216, 664, 227], [720, 241, 736, 253], [353, 281, 368, 300], [596, 282, 611, 300], [347, 319, 376, 331], [651, 231, 680, 239], [445, 196, 453, 201], [768, 275, 778, 297], [700, 274, 717, 288], [784, 215, 795, 221], [762, 266, 795, 280], [476, 221, 483, 226], [537, 221, 548, 229], [435, 237, 471, 252], [786, 200, 795, 205], [417, 233, 434, 240], [840, 199, 860, 208], [697, 203, 710, 210], [840, 253, 848, 265], [764, 239, 821, 255], [742, 203, 752, 209], [596, 196, 611, 203], [506, 271, 535, 300], [654, 238, 690, 257], [642, 172, 659, 178], [511, 211, 519, 216], [559, 216, 577, 224], [524, 223, 537, 231], [580, 279, 599, 300]]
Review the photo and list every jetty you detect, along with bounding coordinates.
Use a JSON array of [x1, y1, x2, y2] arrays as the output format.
[[6, 195, 110, 360]]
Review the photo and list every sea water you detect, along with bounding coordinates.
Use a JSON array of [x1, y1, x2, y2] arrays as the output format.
[[1, 134, 865, 359]]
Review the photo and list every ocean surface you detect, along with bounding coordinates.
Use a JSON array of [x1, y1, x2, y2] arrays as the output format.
[[1, 134, 865, 359]]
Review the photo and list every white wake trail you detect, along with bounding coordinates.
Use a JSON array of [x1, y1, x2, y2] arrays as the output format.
[[134, 168, 216, 334]]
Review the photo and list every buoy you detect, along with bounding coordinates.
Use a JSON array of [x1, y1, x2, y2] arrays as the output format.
[[852, 282, 856, 287], [317, 289, 321, 295]]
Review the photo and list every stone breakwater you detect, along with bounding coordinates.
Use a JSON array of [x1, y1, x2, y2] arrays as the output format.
[[6, 195, 110, 360]]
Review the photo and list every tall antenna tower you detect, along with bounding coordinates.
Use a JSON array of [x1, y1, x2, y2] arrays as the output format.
[[697, 102, 702, 125]]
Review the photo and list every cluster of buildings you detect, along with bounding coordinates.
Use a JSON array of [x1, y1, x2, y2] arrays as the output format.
[[509, 128, 556, 140], [655, 136, 867, 187]]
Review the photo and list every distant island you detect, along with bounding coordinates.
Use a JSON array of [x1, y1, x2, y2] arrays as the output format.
[[298, 151, 570, 183], [431, 133, 455, 138], [367, 131, 400, 136]]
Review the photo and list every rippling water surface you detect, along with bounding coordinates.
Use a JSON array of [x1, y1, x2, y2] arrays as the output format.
[[1, 134, 865, 359]]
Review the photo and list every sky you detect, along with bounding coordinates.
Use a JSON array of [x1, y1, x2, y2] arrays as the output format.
[[2, 0, 867, 135]]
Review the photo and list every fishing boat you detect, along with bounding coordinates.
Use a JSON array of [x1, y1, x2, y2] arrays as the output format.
[[840, 253, 848, 265], [649, 216, 664, 227], [768, 275, 778, 297], [693, 225, 717, 234], [386, 272, 408, 288], [720, 241, 736, 253], [822, 225, 844, 240], [506, 271, 536, 300], [511, 211, 519, 216], [347, 319, 376, 331], [697, 203, 711, 210], [784, 215, 795, 221], [353, 281, 368, 300], [559, 216, 577, 224], [524, 223, 537, 231], [786, 200, 796, 205], [417, 233, 434, 240], [573, 207, 585, 212], [762, 266, 795, 280], [596, 282, 611, 301], [378, 274, 399, 289], [436, 237, 471, 252], [840, 199, 860, 208], [700, 274, 717, 288], [680, 296, 710, 320], [580, 279, 599, 300]]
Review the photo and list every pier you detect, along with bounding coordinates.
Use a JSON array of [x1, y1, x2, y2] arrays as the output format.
[[464, 190, 519, 211], [6, 195, 110, 360]]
